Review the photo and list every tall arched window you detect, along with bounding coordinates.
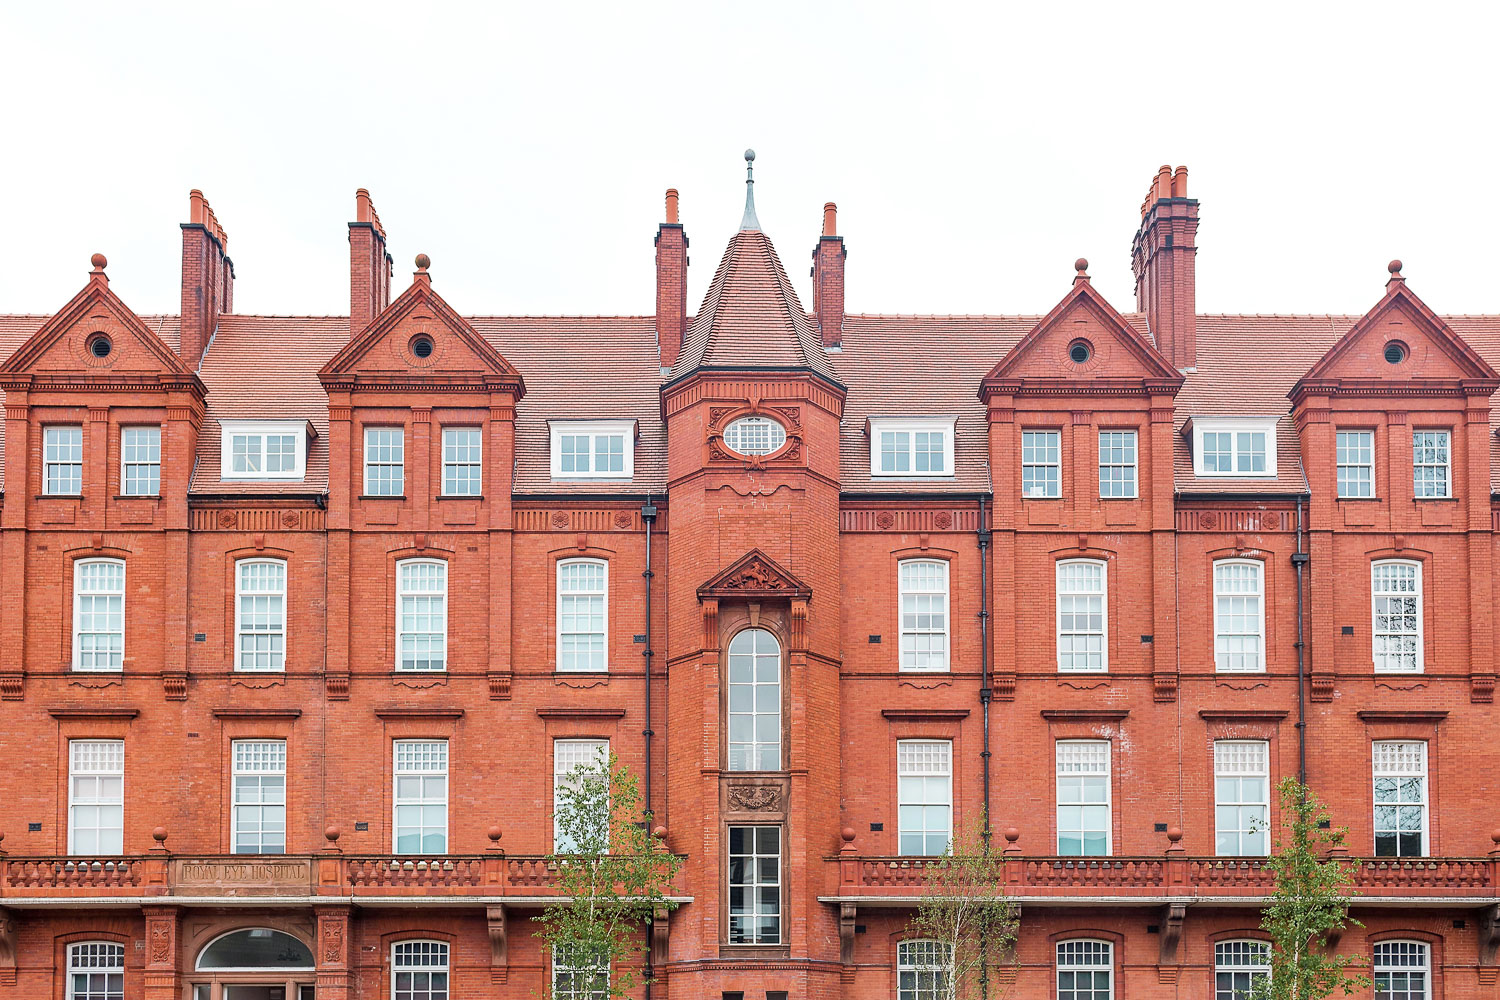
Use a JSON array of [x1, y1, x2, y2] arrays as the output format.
[[1057, 939, 1112, 1000], [74, 558, 125, 671], [1372, 560, 1422, 673], [899, 559, 949, 672], [1213, 559, 1264, 672], [1214, 940, 1270, 1000], [1057, 559, 1106, 672], [397, 559, 447, 672], [897, 939, 952, 1000], [392, 940, 450, 1000], [727, 628, 781, 771], [557, 559, 608, 672], [1373, 941, 1429, 1000], [67, 941, 124, 1000], [236, 559, 287, 671]]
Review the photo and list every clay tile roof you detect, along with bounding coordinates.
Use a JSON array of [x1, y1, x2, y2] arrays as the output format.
[[669, 229, 841, 385], [0, 314, 179, 492], [193, 315, 347, 493]]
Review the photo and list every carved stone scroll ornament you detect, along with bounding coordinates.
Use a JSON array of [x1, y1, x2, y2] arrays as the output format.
[[0, 907, 15, 982], [840, 903, 856, 965], [486, 905, 508, 983], [727, 785, 781, 811]]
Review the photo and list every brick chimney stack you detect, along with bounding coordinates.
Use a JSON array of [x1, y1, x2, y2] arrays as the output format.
[[179, 189, 234, 369], [1131, 165, 1199, 371], [349, 188, 392, 338], [655, 188, 688, 372], [811, 202, 846, 349]]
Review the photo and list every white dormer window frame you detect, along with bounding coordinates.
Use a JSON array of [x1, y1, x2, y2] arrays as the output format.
[[550, 420, 635, 480], [218, 420, 311, 482], [867, 416, 957, 479], [1190, 417, 1279, 478]]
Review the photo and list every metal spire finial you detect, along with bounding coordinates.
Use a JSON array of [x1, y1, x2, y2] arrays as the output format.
[[740, 148, 760, 231]]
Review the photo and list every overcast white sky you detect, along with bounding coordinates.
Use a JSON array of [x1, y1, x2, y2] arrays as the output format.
[[2, 3, 1497, 321]]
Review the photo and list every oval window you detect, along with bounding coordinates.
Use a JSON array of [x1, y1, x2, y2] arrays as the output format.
[[196, 929, 315, 971], [723, 416, 787, 456]]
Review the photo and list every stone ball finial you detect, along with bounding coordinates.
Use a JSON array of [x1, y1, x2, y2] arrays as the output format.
[[1166, 826, 1183, 843], [744, 148, 756, 162], [1004, 827, 1020, 844], [1491, 829, 1500, 846], [653, 825, 668, 840], [840, 827, 856, 844], [1074, 257, 1088, 274], [487, 826, 503, 843], [1388, 259, 1403, 275], [91, 253, 107, 270], [415, 253, 431, 271], [325, 825, 340, 843], [152, 826, 168, 844]]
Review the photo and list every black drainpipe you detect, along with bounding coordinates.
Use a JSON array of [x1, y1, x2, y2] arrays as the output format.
[[640, 497, 659, 996], [978, 497, 993, 848], [1292, 495, 1309, 787]]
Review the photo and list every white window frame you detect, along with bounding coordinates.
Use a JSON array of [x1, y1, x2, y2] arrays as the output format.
[[726, 628, 782, 771], [549, 419, 635, 480], [868, 416, 957, 478], [120, 425, 161, 496], [557, 558, 608, 672], [1214, 740, 1269, 856], [393, 740, 448, 855], [44, 424, 84, 495], [396, 559, 448, 672], [552, 943, 609, 1000], [1097, 429, 1138, 499], [1021, 429, 1061, 498], [1371, 559, 1423, 674], [726, 824, 781, 945], [231, 739, 287, 855], [1191, 417, 1278, 478], [898, 559, 949, 672], [69, 739, 124, 855], [66, 941, 125, 1000], [392, 939, 450, 1000], [1335, 429, 1376, 498], [218, 419, 308, 481], [1214, 940, 1271, 1000], [1213, 559, 1265, 673], [553, 738, 610, 852], [1056, 939, 1113, 1000], [363, 425, 405, 496], [1373, 940, 1430, 1000], [1056, 559, 1107, 673], [235, 558, 287, 672], [723, 415, 789, 457], [440, 426, 483, 496], [897, 740, 952, 856], [73, 558, 125, 672], [1412, 429, 1452, 499], [1056, 740, 1111, 856], [897, 939, 953, 1000], [1373, 741, 1428, 858]]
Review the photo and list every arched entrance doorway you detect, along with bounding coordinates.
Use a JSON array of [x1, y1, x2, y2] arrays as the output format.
[[187, 928, 315, 1000]]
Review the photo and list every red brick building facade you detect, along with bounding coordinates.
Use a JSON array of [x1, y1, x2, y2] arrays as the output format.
[[1, 161, 1498, 999]]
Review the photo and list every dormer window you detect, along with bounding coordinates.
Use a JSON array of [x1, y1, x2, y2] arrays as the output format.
[[724, 416, 787, 457], [219, 420, 309, 481], [868, 416, 956, 478], [1190, 417, 1278, 478], [550, 420, 634, 480]]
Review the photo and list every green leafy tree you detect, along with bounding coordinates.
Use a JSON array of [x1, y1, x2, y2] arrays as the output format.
[[536, 751, 682, 1000], [904, 821, 1019, 1000], [1247, 778, 1368, 1000]]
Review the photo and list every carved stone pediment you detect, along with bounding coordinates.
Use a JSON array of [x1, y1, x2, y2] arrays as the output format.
[[697, 548, 811, 601]]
